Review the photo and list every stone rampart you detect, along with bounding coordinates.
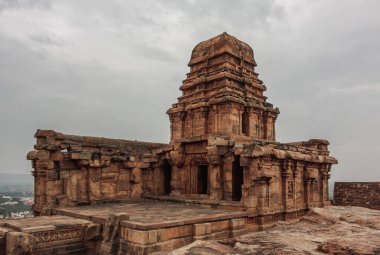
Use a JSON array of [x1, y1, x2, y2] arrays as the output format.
[[334, 182, 380, 210]]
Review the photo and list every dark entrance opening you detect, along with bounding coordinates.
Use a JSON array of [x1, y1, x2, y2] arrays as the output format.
[[197, 165, 208, 194], [232, 156, 244, 201], [163, 160, 172, 195]]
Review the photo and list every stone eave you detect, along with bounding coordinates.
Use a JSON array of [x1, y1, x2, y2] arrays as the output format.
[[180, 71, 264, 91], [188, 49, 257, 67], [246, 144, 338, 164]]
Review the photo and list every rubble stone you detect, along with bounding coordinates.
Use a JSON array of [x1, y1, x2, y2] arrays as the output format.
[[334, 182, 380, 210]]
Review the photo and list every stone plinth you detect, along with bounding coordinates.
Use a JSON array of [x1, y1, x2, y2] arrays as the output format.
[[0, 216, 101, 255]]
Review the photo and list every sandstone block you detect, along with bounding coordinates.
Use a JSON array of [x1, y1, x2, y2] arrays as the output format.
[[101, 182, 116, 195], [0, 227, 10, 237], [45, 180, 62, 196], [131, 168, 142, 183], [102, 163, 120, 173], [69, 144, 82, 151], [117, 173, 131, 192], [131, 183, 142, 198], [127, 229, 157, 245], [123, 161, 136, 168], [51, 151, 63, 161], [89, 159, 101, 168], [6, 232, 31, 255], [111, 155, 127, 162], [26, 150, 37, 160], [157, 225, 192, 242], [194, 223, 211, 236], [34, 160, 53, 170], [84, 223, 101, 241], [35, 129, 64, 139], [27, 150, 50, 160], [78, 160, 89, 166], [230, 218, 244, 230]]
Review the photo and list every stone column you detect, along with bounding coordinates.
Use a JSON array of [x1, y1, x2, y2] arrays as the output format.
[[202, 108, 209, 135], [304, 179, 313, 209], [320, 164, 331, 206], [180, 112, 186, 139], [213, 105, 218, 134], [256, 178, 270, 215], [248, 110, 255, 137], [292, 167, 298, 208], [241, 166, 250, 200], [281, 167, 292, 212], [263, 112, 268, 140], [209, 164, 222, 200], [223, 156, 233, 200], [170, 164, 183, 196], [152, 166, 164, 195], [243, 159, 258, 211], [273, 116, 277, 141], [130, 167, 142, 198]]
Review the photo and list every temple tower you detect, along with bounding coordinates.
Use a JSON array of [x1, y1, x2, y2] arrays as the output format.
[[167, 32, 279, 143]]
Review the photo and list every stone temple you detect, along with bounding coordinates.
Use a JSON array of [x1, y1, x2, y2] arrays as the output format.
[[0, 33, 337, 255]]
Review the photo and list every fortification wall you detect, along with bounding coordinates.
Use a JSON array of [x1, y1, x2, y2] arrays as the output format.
[[334, 182, 380, 210]]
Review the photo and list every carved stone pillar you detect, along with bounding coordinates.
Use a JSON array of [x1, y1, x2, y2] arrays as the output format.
[[209, 164, 222, 200], [170, 164, 183, 196], [202, 108, 209, 135], [304, 179, 313, 209], [212, 105, 218, 134], [241, 166, 250, 200], [237, 156, 250, 205], [152, 166, 164, 195], [263, 112, 268, 140], [281, 160, 292, 211], [223, 156, 234, 201], [292, 164, 298, 208], [256, 177, 271, 215], [248, 110, 255, 137], [180, 112, 186, 139], [169, 114, 174, 142], [273, 115, 277, 141], [243, 158, 258, 210], [320, 164, 331, 206]]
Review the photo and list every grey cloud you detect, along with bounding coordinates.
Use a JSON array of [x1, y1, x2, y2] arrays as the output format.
[[0, 0, 51, 12], [134, 43, 178, 63], [0, 0, 379, 185], [29, 33, 64, 46]]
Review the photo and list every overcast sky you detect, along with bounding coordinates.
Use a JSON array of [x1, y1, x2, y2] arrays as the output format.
[[0, 0, 379, 183]]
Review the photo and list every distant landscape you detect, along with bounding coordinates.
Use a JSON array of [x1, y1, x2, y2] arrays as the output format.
[[0, 173, 33, 218], [0, 173, 33, 184], [0, 173, 33, 193]]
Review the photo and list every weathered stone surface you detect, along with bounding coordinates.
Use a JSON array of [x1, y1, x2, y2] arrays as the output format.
[[334, 182, 380, 210], [131, 183, 142, 198], [162, 206, 380, 255]]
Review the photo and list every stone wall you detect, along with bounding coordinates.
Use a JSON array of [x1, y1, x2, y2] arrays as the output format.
[[334, 182, 380, 210], [27, 129, 171, 215]]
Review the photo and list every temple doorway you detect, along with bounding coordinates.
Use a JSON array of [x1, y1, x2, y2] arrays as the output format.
[[197, 165, 208, 194], [232, 156, 243, 201], [163, 160, 172, 195]]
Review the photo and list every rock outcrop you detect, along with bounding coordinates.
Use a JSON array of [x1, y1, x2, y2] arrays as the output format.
[[159, 206, 380, 255]]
